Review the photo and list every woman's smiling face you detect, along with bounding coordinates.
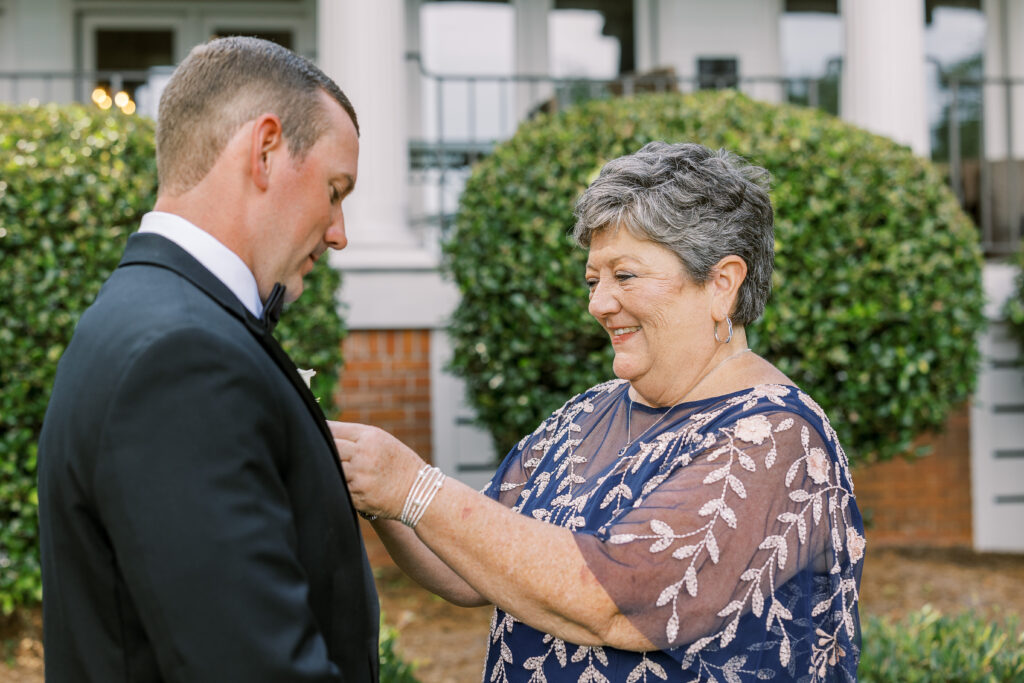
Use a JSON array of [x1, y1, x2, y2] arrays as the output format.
[[585, 226, 716, 403]]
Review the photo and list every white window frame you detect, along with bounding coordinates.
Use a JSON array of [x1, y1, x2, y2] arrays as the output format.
[[80, 13, 185, 72], [200, 8, 315, 61]]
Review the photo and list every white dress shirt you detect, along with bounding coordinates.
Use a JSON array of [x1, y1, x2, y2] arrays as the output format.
[[138, 211, 263, 318]]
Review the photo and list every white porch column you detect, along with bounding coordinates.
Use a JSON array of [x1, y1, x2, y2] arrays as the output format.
[[983, 0, 1024, 160], [633, 0, 660, 74], [404, 0, 424, 142], [512, 0, 553, 121], [840, 0, 929, 156], [404, 0, 426, 227], [318, 0, 432, 268]]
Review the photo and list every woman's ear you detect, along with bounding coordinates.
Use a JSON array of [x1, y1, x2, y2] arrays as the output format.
[[709, 255, 748, 321], [249, 113, 284, 192]]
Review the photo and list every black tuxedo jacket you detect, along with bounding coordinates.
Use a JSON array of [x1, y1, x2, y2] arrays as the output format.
[[38, 233, 379, 682]]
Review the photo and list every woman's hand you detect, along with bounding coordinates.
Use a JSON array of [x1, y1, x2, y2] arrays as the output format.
[[328, 421, 423, 520]]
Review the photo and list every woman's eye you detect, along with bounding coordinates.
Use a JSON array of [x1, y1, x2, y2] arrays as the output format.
[[615, 272, 635, 282], [585, 278, 598, 290], [330, 187, 341, 204]]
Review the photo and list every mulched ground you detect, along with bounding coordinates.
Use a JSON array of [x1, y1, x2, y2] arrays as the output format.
[[4, 546, 1024, 683]]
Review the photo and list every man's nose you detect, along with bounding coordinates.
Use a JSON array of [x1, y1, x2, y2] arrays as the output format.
[[326, 213, 348, 250]]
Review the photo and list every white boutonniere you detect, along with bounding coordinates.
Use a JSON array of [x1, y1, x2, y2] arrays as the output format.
[[297, 368, 320, 402]]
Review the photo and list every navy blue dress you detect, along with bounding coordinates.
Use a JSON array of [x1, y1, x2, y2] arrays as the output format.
[[482, 380, 862, 682]]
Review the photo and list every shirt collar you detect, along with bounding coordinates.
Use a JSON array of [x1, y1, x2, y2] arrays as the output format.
[[138, 211, 263, 318]]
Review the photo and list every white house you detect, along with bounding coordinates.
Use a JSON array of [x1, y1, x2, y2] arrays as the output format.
[[1, 0, 1021, 552]]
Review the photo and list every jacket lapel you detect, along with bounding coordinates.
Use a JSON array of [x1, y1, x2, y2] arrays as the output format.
[[244, 317, 350, 486], [117, 233, 352, 489]]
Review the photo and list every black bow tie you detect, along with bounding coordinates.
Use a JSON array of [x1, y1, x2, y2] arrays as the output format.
[[261, 283, 286, 332]]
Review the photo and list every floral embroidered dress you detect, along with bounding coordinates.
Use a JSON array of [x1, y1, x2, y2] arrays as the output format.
[[481, 380, 863, 683]]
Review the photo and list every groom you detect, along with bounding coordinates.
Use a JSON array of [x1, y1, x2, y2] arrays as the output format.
[[37, 37, 378, 681]]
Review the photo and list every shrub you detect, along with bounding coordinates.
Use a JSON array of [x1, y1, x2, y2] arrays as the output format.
[[379, 618, 420, 683], [0, 103, 345, 613], [1004, 241, 1024, 353], [860, 606, 1024, 682], [445, 90, 986, 462]]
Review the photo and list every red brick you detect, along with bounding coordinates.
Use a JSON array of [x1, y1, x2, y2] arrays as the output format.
[[342, 332, 369, 358], [392, 360, 429, 372], [365, 408, 407, 421], [366, 375, 411, 390], [346, 360, 392, 373], [852, 403, 973, 549]]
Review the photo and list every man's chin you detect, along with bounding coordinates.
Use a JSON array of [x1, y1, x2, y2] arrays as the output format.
[[284, 281, 303, 304]]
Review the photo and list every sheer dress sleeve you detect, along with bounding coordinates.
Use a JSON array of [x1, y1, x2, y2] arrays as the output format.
[[574, 399, 863, 667], [482, 388, 593, 507]]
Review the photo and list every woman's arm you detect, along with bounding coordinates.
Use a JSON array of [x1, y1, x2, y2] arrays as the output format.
[[364, 518, 488, 607], [331, 421, 654, 651]]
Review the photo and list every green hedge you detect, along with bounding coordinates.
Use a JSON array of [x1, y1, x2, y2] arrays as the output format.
[[861, 606, 1024, 682], [0, 103, 345, 613], [1004, 242, 1024, 353], [379, 618, 420, 683], [445, 90, 986, 462]]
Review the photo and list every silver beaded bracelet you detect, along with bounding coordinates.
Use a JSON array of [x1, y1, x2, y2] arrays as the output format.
[[400, 465, 445, 528]]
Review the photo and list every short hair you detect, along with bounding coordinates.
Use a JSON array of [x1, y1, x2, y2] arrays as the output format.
[[156, 36, 359, 196], [573, 141, 775, 325]]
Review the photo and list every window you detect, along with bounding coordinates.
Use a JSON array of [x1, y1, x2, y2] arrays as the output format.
[[94, 29, 174, 113], [697, 57, 738, 90]]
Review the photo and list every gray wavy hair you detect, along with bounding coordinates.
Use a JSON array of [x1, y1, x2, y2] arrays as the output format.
[[572, 142, 774, 325]]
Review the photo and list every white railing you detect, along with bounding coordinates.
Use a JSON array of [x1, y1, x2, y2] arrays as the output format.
[[406, 55, 1023, 257], [2, 62, 1020, 256]]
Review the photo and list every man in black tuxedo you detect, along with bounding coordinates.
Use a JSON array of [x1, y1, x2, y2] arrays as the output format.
[[37, 36, 378, 682]]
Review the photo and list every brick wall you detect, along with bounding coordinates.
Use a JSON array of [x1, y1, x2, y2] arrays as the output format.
[[333, 330, 433, 464], [852, 404, 973, 548]]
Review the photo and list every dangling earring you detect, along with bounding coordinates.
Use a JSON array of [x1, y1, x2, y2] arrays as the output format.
[[714, 316, 733, 344]]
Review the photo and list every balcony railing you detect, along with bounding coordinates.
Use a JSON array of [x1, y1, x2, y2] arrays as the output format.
[[0, 69, 171, 118], [406, 55, 1023, 258], [2, 63, 1020, 257]]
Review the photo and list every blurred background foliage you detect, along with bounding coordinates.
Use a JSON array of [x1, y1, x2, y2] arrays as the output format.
[[378, 617, 421, 683], [0, 103, 346, 613], [860, 606, 1024, 682], [1005, 240, 1024, 352], [445, 89, 987, 463]]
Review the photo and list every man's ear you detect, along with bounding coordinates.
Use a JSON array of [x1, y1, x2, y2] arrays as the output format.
[[709, 254, 748, 321], [249, 113, 284, 192]]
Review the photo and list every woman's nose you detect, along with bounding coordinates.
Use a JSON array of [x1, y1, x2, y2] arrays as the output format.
[[588, 280, 620, 318]]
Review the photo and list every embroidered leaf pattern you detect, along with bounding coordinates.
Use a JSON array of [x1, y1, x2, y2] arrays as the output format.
[[673, 544, 699, 560], [684, 565, 698, 597], [656, 581, 682, 607], [650, 519, 674, 536], [706, 532, 720, 564], [704, 464, 731, 484], [752, 585, 765, 617], [480, 381, 861, 682]]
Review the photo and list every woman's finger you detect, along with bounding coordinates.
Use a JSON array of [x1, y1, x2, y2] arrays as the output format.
[[334, 439, 352, 462], [328, 420, 364, 442]]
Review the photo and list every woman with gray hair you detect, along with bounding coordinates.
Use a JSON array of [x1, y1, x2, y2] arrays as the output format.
[[333, 142, 863, 682]]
